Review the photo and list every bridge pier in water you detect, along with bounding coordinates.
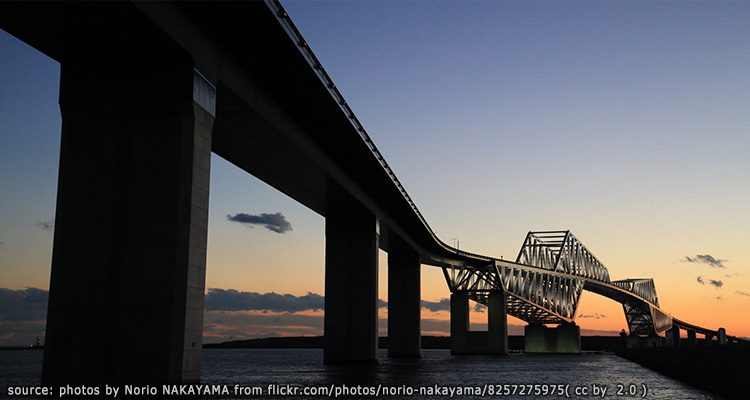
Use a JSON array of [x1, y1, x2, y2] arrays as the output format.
[[450, 291, 507, 355], [323, 187, 380, 364], [387, 235, 421, 357], [524, 324, 581, 354], [43, 42, 213, 384], [666, 326, 681, 347]]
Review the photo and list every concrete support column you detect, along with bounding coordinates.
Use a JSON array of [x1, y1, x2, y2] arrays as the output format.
[[323, 186, 379, 364], [666, 327, 681, 347], [487, 290, 508, 355], [703, 333, 714, 346], [525, 324, 550, 353], [43, 47, 212, 384], [556, 324, 582, 354], [387, 234, 421, 358], [450, 291, 470, 354], [718, 328, 727, 345], [525, 324, 580, 353], [686, 330, 697, 346]]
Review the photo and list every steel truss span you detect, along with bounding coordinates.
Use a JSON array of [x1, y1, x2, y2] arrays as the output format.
[[443, 230, 677, 336]]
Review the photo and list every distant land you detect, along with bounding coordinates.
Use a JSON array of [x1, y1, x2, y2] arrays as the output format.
[[203, 335, 624, 352]]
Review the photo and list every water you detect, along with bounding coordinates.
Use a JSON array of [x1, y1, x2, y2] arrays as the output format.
[[1, 349, 721, 399]]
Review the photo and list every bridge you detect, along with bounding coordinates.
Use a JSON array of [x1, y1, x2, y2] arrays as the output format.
[[442, 230, 742, 353], [0, 0, 741, 385]]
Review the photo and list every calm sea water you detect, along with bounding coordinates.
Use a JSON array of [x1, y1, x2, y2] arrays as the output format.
[[1, 349, 721, 399]]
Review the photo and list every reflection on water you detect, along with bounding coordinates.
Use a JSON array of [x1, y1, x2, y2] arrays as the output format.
[[1, 349, 721, 399]]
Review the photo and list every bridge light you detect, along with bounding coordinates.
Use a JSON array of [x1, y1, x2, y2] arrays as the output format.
[[299, 40, 307, 47], [278, 11, 288, 18], [327, 83, 335, 89]]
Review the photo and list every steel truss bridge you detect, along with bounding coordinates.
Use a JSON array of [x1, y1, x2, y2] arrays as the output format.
[[443, 230, 720, 339]]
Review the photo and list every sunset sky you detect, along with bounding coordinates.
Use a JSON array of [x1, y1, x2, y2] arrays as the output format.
[[1, 1, 749, 346]]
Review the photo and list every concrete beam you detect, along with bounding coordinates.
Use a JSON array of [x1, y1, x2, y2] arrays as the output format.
[[323, 185, 379, 363], [387, 235, 421, 358], [43, 46, 210, 384]]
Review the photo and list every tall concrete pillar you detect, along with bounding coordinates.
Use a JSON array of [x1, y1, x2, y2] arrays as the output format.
[[488, 290, 508, 355], [718, 328, 727, 345], [387, 234, 421, 357], [323, 186, 379, 364], [686, 330, 697, 346], [43, 46, 212, 384], [666, 327, 681, 347], [450, 291, 470, 354]]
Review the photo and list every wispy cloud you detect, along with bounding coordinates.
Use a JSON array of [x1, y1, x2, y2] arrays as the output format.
[[697, 276, 723, 289], [578, 313, 606, 319], [226, 212, 292, 234], [34, 220, 54, 231], [682, 254, 727, 268], [736, 291, 750, 297]]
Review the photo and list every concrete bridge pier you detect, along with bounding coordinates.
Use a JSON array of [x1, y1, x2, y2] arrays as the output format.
[[524, 323, 581, 354], [450, 290, 507, 355], [666, 326, 681, 346], [387, 234, 421, 358], [323, 186, 379, 364], [43, 45, 213, 384], [718, 328, 727, 345], [686, 330, 697, 346], [703, 333, 715, 345]]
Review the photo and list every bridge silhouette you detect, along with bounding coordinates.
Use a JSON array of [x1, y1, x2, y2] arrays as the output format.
[[0, 0, 741, 385]]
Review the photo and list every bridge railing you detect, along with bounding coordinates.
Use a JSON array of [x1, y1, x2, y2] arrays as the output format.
[[269, 0, 454, 252]]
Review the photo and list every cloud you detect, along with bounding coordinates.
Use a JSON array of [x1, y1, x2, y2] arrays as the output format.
[[736, 291, 750, 297], [206, 289, 323, 313], [226, 212, 292, 234], [0, 287, 48, 322], [203, 311, 325, 341], [34, 220, 54, 231], [578, 313, 606, 319], [0, 288, 48, 346], [421, 298, 450, 312], [682, 254, 726, 268], [473, 303, 486, 313], [206, 289, 389, 313], [696, 276, 723, 289]]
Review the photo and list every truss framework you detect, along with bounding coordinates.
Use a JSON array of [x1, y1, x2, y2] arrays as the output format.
[[442, 230, 672, 335]]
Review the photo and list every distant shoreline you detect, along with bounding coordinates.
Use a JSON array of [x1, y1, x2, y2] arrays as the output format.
[[203, 335, 623, 351], [0, 335, 625, 351]]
